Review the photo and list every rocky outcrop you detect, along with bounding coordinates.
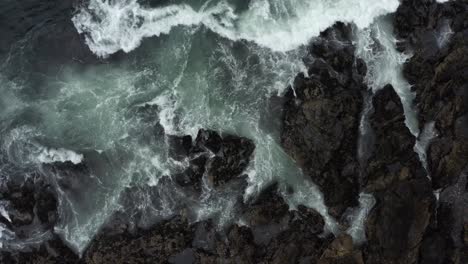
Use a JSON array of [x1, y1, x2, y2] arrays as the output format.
[[282, 22, 367, 217], [395, 0, 468, 189], [0, 235, 81, 264], [394, 1, 468, 263], [170, 129, 255, 189], [0, 174, 79, 264], [0, 174, 58, 229], [82, 183, 331, 264], [364, 85, 426, 192], [362, 86, 435, 264], [418, 170, 468, 264], [84, 216, 194, 263], [2, 1, 467, 263], [365, 178, 434, 264], [318, 234, 364, 264]]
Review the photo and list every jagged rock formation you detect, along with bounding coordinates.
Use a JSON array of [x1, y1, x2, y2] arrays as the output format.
[[1, 1, 467, 263], [170, 129, 255, 189], [82, 184, 331, 264], [394, 0, 468, 263], [282, 22, 367, 218], [396, 0, 468, 189], [362, 86, 435, 264], [364, 85, 426, 192]]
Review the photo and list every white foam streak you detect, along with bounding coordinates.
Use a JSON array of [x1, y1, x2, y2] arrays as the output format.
[[0, 224, 15, 249], [414, 122, 438, 173], [37, 148, 84, 165], [73, 0, 400, 57], [345, 193, 376, 244], [73, 1, 205, 57], [355, 19, 420, 137], [436, 20, 454, 48], [1, 126, 83, 166]]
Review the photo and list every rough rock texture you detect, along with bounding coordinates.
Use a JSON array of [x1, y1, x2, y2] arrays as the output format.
[[0, 174, 58, 229], [84, 216, 194, 264], [67, 185, 330, 264], [394, 1, 468, 263], [0, 235, 81, 264], [318, 235, 364, 264], [362, 86, 435, 264], [2, 1, 468, 263], [418, 170, 468, 264], [82, 184, 331, 264], [395, 0, 468, 189], [282, 22, 367, 217], [170, 129, 255, 189], [365, 178, 434, 264], [364, 85, 426, 192]]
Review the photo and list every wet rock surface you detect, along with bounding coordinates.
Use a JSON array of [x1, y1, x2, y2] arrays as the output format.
[[281, 22, 366, 218], [360, 78, 435, 264], [394, 1, 468, 263], [1, 1, 468, 263], [396, 0, 468, 190], [365, 178, 434, 264], [364, 85, 426, 192], [170, 129, 255, 189]]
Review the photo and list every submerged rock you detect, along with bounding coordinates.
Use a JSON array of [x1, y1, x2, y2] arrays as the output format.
[[0, 175, 57, 228], [282, 22, 366, 218]]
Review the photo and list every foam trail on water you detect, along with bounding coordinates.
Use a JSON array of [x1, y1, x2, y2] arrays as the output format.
[[52, 0, 406, 254], [414, 122, 438, 173], [0, 224, 15, 249], [355, 18, 419, 137], [73, 0, 400, 57], [345, 193, 376, 244], [37, 148, 84, 165]]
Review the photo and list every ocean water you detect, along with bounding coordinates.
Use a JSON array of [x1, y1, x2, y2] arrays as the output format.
[[0, 0, 424, 255]]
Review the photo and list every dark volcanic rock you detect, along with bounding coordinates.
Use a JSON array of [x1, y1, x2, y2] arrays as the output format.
[[170, 129, 255, 189], [0, 173, 58, 237], [195, 129, 255, 187], [84, 216, 194, 264], [282, 22, 366, 217], [364, 85, 425, 192], [365, 178, 435, 264], [395, 0, 468, 189], [80, 182, 331, 264], [363, 86, 436, 264], [246, 185, 331, 264], [318, 234, 364, 264], [419, 170, 468, 264], [393, 1, 468, 263], [0, 234, 81, 264], [242, 183, 289, 227]]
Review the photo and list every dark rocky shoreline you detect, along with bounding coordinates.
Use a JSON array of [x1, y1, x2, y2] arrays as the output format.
[[1, 0, 468, 263]]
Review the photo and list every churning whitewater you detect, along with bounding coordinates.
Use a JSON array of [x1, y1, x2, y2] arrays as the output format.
[[0, 0, 426, 256]]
